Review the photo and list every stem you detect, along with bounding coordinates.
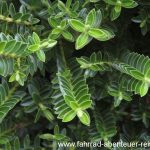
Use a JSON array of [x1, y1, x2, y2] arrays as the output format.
[[59, 40, 67, 68], [56, 40, 67, 72], [0, 14, 32, 26], [5, 83, 19, 101]]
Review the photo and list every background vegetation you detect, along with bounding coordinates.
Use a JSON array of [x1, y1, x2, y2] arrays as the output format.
[[0, 0, 150, 149]]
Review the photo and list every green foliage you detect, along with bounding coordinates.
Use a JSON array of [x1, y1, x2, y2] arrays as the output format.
[[0, 0, 150, 149], [90, 109, 117, 142], [57, 70, 91, 125], [77, 51, 150, 97], [69, 9, 114, 49], [77, 51, 111, 71], [132, 9, 150, 35], [104, 0, 138, 20], [0, 80, 25, 123]]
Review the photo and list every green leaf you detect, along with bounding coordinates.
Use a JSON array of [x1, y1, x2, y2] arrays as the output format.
[[103, 0, 117, 5], [90, 0, 100, 2], [34, 109, 41, 123], [92, 109, 117, 141], [62, 110, 76, 122], [111, 7, 121, 20], [39, 134, 54, 140], [60, 20, 67, 29], [0, 42, 6, 53], [121, 0, 138, 8], [114, 4, 122, 12], [28, 44, 40, 52], [69, 19, 85, 32], [140, 82, 149, 97], [88, 28, 114, 41], [55, 69, 92, 124], [0, 57, 14, 77], [51, 28, 62, 35], [1, 1, 9, 16], [54, 125, 59, 134], [66, 0, 72, 8], [79, 100, 92, 110], [5, 142, 11, 150], [14, 137, 20, 150], [16, 72, 26, 86], [0, 98, 20, 123], [9, 73, 16, 82], [47, 40, 57, 48], [78, 110, 90, 126], [33, 32, 41, 44], [36, 50, 46, 62], [48, 18, 58, 28], [72, 1, 79, 11], [76, 33, 89, 50], [43, 109, 54, 121], [114, 97, 122, 107], [58, 0, 66, 11], [24, 135, 30, 148], [70, 101, 79, 110], [13, 13, 22, 20], [21, 14, 30, 21], [62, 31, 74, 42], [85, 9, 96, 26], [9, 3, 16, 17], [77, 51, 111, 71]]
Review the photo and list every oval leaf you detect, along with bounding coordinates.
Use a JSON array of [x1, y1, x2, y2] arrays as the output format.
[[69, 19, 85, 32], [88, 28, 115, 41], [75, 33, 90, 50]]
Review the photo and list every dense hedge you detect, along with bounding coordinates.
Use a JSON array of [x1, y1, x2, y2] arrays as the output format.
[[0, 0, 150, 149]]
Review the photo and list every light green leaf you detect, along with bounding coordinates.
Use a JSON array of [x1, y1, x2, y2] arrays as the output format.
[[88, 28, 114, 41], [62, 110, 76, 122], [66, 0, 72, 8], [70, 101, 79, 110], [58, 0, 66, 11], [28, 44, 39, 52], [76, 33, 89, 50], [48, 18, 58, 28], [51, 28, 62, 35], [69, 19, 85, 32], [122, 0, 138, 8], [114, 4, 122, 13], [78, 110, 90, 126], [140, 82, 149, 97], [60, 20, 67, 29], [47, 40, 57, 48], [85, 9, 96, 27], [0, 42, 6, 53], [62, 31, 74, 42], [36, 50, 46, 62], [43, 109, 54, 121], [80, 100, 92, 110], [9, 73, 16, 82], [39, 134, 54, 140], [111, 7, 121, 20], [33, 32, 40, 44]]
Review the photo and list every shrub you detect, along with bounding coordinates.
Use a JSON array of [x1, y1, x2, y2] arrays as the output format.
[[0, 0, 150, 149]]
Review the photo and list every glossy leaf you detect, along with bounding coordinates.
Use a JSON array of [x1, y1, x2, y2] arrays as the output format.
[[88, 28, 115, 41], [69, 19, 85, 32]]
